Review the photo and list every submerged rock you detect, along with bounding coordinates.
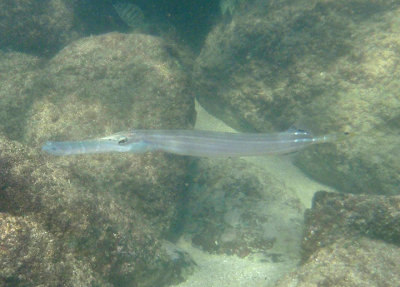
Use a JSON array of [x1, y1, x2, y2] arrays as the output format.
[[0, 31, 196, 286], [274, 190, 400, 286], [25, 32, 195, 245], [302, 191, 400, 260], [274, 237, 400, 287], [0, 213, 109, 286], [26, 32, 194, 145], [193, 0, 400, 195], [0, 51, 43, 140], [0, 134, 193, 286], [0, 0, 80, 56]]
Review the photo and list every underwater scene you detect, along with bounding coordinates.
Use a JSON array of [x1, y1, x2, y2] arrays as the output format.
[[0, 0, 399, 286]]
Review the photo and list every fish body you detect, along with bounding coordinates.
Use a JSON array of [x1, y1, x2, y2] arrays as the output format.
[[42, 129, 338, 157], [113, 1, 145, 29]]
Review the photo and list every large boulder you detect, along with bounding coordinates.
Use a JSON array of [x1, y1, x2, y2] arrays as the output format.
[[274, 190, 400, 286], [0, 132, 196, 286], [302, 191, 400, 260], [0, 0, 79, 56], [274, 237, 400, 287], [0, 31, 196, 286], [26, 32, 194, 145], [24, 32, 195, 236], [0, 212, 109, 286], [0, 51, 43, 140], [193, 0, 400, 194]]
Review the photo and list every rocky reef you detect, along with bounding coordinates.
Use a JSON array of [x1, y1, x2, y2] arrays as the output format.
[[193, 0, 400, 195], [0, 0, 399, 286], [0, 30, 196, 286], [274, 191, 400, 286]]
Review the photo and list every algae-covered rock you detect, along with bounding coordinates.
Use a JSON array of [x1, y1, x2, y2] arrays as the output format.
[[0, 134, 195, 286], [274, 190, 400, 286], [0, 213, 109, 286], [0, 31, 196, 286], [26, 32, 194, 145], [274, 237, 400, 287], [24, 31, 195, 236], [184, 158, 304, 261], [0, 51, 43, 141], [0, 0, 80, 56], [194, 0, 400, 194], [301, 191, 400, 261]]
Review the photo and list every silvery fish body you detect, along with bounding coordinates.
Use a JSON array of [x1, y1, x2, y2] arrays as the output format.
[[113, 1, 145, 29], [42, 129, 339, 157]]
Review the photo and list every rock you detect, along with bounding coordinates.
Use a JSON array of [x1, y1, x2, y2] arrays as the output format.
[[0, 135, 188, 286], [0, 31, 196, 286], [0, 0, 80, 56], [0, 213, 109, 286], [184, 157, 305, 261], [302, 191, 400, 261], [274, 237, 400, 287], [193, 0, 400, 194], [275, 190, 400, 286], [24, 32, 195, 241], [0, 51, 43, 140], [26, 32, 194, 145]]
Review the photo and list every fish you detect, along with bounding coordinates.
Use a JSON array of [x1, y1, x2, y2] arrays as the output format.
[[42, 129, 346, 157], [220, 0, 243, 16], [112, 0, 145, 29]]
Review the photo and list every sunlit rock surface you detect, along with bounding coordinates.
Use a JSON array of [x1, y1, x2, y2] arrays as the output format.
[[274, 238, 400, 287], [302, 191, 400, 260], [0, 31, 196, 286], [0, 212, 109, 286], [273, 191, 400, 286], [0, 132, 197, 286], [193, 0, 400, 194], [26, 32, 194, 144]]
